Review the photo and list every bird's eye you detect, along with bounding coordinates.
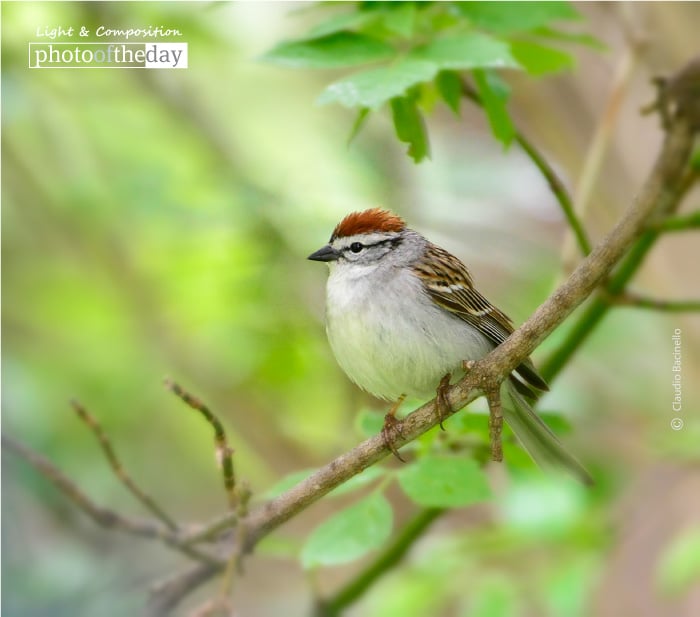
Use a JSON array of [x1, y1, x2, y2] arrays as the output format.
[[349, 242, 364, 253]]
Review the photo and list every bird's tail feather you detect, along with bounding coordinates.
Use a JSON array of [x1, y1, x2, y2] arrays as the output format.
[[502, 382, 593, 485]]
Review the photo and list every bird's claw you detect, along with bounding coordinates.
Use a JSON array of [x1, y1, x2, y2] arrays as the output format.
[[381, 413, 406, 462], [436, 373, 452, 430]]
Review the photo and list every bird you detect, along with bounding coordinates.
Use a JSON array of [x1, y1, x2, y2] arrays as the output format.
[[308, 208, 591, 484]]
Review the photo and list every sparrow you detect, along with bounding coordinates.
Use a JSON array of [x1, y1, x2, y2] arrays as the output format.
[[309, 208, 591, 484]]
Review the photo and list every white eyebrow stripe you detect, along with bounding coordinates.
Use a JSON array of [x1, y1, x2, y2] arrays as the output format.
[[333, 232, 396, 250]]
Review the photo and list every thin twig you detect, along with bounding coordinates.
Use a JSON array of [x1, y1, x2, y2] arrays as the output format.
[[461, 80, 592, 256], [165, 379, 237, 510], [3, 434, 223, 566], [71, 399, 178, 531], [182, 512, 239, 546], [606, 292, 700, 312], [316, 508, 445, 617]]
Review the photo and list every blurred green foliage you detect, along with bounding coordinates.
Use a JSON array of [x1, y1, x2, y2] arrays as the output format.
[[264, 0, 596, 159], [3, 2, 700, 617]]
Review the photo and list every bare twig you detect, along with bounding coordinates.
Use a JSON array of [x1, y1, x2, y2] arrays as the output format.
[[2, 434, 223, 567], [165, 379, 237, 510], [71, 399, 178, 531], [642, 57, 700, 129]]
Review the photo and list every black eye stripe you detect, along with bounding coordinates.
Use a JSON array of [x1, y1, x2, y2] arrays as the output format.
[[343, 237, 402, 253]]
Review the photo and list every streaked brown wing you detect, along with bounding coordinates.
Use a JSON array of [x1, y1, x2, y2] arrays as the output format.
[[414, 243, 548, 394]]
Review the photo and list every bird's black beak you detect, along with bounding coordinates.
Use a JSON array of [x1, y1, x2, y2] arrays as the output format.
[[308, 244, 340, 262]]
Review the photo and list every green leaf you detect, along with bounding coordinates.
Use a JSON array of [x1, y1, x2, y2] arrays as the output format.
[[468, 575, 521, 617], [510, 40, 575, 76], [409, 33, 521, 70], [435, 70, 462, 115], [306, 11, 377, 39], [380, 2, 417, 38], [656, 526, 700, 596], [301, 492, 393, 568], [390, 95, 430, 163], [355, 408, 386, 437], [533, 26, 607, 50], [456, 1, 580, 35], [501, 476, 586, 537], [347, 107, 371, 145], [262, 32, 395, 69], [317, 59, 438, 109], [473, 69, 515, 147], [398, 455, 491, 507]]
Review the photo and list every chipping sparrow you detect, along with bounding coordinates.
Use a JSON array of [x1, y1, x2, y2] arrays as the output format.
[[309, 208, 591, 484]]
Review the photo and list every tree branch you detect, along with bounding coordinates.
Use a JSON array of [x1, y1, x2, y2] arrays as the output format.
[[13, 55, 700, 617], [150, 102, 698, 612]]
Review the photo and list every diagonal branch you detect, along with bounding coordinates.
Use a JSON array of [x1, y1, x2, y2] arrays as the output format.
[[71, 399, 178, 531], [246, 109, 697, 551], [150, 100, 699, 613]]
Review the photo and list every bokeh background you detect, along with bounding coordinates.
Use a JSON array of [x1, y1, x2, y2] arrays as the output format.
[[2, 2, 699, 616]]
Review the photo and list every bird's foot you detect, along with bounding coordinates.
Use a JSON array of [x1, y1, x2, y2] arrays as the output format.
[[381, 395, 406, 462], [436, 373, 453, 430]]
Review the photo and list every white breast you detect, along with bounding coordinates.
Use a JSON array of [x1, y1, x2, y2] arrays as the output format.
[[325, 264, 493, 401]]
